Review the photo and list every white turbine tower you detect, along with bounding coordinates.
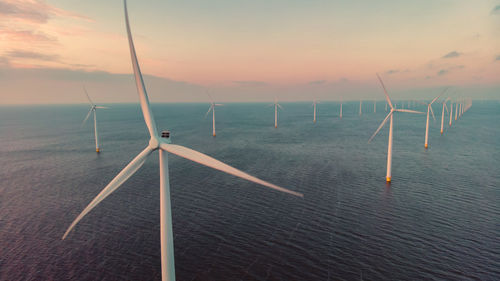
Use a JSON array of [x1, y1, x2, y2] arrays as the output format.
[[272, 96, 283, 128], [455, 101, 458, 121], [339, 98, 343, 119], [422, 90, 446, 149], [205, 92, 223, 137], [440, 97, 450, 134], [359, 100, 362, 116], [313, 99, 318, 123], [81, 86, 108, 153], [449, 102, 453, 126], [374, 101, 376, 113], [368, 74, 424, 183], [62, 3, 303, 281]]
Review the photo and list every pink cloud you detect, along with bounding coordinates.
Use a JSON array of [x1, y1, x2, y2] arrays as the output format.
[[0, 29, 57, 42], [0, 0, 91, 24]]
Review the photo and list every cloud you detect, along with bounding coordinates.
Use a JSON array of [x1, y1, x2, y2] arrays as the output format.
[[437, 69, 448, 76], [308, 80, 326, 85], [0, 0, 90, 24], [386, 69, 399, 74], [436, 65, 464, 76], [0, 29, 57, 43], [0, 57, 10, 67], [5, 50, 59, 61], [442, 51, 461, 59], [0, 1, 91, 53], [0, 66, 205, 104], [491, 5, 500, 15], [232, 80, 267, 86]]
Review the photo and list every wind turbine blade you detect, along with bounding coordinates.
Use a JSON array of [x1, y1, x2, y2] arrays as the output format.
[[83, 86, 94, 106], [430, 88, 447, 105], [204, 105, 213, 119], [444, 103, 449, 114], [62, 146, 153, 239], [81, 108, 93, 128], [277, 104, 284, 110], [159, 143, 303, 197], [376, 73, 393, 109], [124, 0, 158, 138], [395, 109, 424, 114], [206, 91, 213, 103], [429, 106, 436, 121], [95, 106, 109, 109], [368, 112, 392, 143], [215, 104, 224, 106]]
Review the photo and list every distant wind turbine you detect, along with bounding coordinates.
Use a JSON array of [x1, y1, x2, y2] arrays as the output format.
[[81, 86, 109, 153], [449, 102, 453, 127], [440, 97, 450, 134], [313, 99, 319, 123], [272, 96, 283, 128], [359, 100, 362, 116], [455, 101, 458, 121], [339, 98, 343, 119], [205, 92, 223, 137], [374, 101, 376, 113], [423, 90, 446, 149], [62, 3, 303, 281], [368, 74, 424, 182]]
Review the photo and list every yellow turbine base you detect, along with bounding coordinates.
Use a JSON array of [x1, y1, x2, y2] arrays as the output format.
[[96, 148, 100, 153], [425, 144, 428, 149], [386, 177, 391, 182], [213, 133, 216, 137], [440, 130, 443, 134], [275, 125, 277, 128]]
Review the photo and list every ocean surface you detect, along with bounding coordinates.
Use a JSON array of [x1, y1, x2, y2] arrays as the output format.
[[0, 101, 499, 281]]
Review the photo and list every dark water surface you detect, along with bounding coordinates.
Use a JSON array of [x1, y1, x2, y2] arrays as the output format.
[[0, 102, 499, 280]]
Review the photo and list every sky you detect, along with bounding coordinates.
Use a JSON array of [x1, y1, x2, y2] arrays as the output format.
[[0, 0, 499, 104]]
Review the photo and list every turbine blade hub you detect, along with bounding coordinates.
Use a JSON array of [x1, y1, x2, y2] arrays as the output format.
[[148, 137, 160, 150]]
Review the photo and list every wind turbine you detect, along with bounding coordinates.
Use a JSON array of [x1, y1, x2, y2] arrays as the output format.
[[205, 92, 223, 137], [272, 96, 283, 128], [455, 101, 458, 121], [62, 3, 303, 281], [368, 74, 424, 183], [359, 100, 362, 116], [81, 86, 108, 153], [440, 97, 450, 134], [449, 102, 453, 126], [374, 101, 376, 113], [339, 98, 343, 119], [313, 99, 318, 123], [423, 89, 446, 149]]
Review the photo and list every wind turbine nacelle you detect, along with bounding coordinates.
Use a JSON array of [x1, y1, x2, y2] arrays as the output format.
[[161, 130, 172, 143]]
